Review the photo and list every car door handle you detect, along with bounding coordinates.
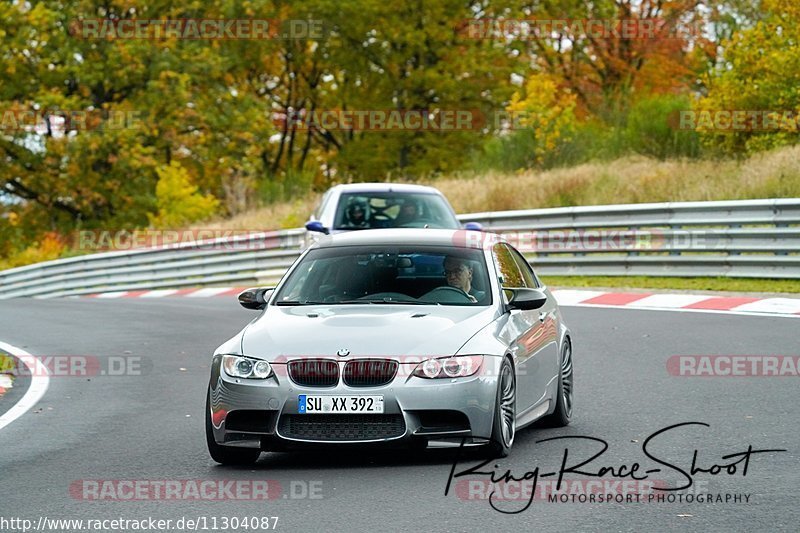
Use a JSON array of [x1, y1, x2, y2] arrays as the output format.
[[538, 311, 547, 322]]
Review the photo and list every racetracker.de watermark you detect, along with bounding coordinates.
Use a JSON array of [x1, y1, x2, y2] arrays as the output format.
[[275, 109, 484, 132], [69, 18, 325, 40], [74, 229, 301, 252], [10, 355, 151, 377], [671, 110, 800, 132], [456, 478, 663, 504], [667, 355, 800, 377], [265, 354, 521, 379], [0, 109, 141, 133], [276, 109, 626, 132], [458, 18, 703, 40], [451, 228, 731, 253], [69, 479, 322, 501]]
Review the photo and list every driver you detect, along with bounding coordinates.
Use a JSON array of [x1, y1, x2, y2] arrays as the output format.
[[394, 199, 420, 227], [443, 256, 485, 303]]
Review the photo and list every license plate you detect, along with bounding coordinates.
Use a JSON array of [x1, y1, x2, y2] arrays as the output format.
[[298, 395, 384, 414]]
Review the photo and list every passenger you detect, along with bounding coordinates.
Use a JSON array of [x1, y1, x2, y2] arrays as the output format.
[[342, 197, 370, 228]]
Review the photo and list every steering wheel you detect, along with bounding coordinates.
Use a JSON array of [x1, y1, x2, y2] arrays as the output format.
[[420, 285, 474, 303]]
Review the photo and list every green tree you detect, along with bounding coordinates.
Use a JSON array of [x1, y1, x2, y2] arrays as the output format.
[[696, 0, 800, 155]]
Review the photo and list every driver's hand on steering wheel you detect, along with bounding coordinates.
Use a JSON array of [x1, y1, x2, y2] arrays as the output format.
[[447, 284, 477, 302], [458, 289, 477, 303]]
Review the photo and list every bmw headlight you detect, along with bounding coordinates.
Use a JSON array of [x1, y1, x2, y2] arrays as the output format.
[[412, 355, 483, 379], [222, 355, 273, 379]]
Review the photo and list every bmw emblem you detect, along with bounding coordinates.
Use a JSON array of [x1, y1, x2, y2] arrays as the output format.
[[337, 348, 350, 357]]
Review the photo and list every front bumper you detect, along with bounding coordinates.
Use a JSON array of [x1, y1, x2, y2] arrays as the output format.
[[208, 355, 500, 450]]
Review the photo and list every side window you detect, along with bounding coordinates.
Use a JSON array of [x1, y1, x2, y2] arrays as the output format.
[[492, 244, 525, 288], [509, 247, 538, 288]]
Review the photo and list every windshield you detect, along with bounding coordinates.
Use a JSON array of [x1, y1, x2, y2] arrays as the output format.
[[333, 192, 459, 230], [274, 245, 492, 306]]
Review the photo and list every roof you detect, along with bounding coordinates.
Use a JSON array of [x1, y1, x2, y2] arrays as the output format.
[[311, 228, 500, 249], [329, 183, 445, 195]]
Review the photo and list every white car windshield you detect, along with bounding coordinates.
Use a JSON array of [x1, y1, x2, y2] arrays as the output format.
[[333, 193, 459, 230], [274, 245, 491, 306]]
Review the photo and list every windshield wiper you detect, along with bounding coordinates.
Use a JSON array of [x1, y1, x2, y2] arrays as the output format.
[[338, 298, 434, 305], [277, 298, 438, 306]]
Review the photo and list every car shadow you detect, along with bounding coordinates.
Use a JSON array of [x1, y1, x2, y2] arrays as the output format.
[[215, 422, 570, 471]]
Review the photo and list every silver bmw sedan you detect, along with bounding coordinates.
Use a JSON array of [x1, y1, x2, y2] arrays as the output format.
[[206, 229, 573, 464]]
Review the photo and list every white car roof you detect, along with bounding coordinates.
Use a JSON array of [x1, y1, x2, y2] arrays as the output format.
[[329, 183, 445, 195], [311, 228, 501, 249]]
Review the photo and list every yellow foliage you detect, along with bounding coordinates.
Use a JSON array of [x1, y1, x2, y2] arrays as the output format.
[[0, 232, 65, 270], [507, 74, 578, 164], [0, 354, 14, 373], [148, 161, 220, 228]]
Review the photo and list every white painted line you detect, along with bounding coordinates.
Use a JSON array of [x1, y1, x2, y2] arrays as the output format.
[[186, 287, 233, 298], [627, 294, 711, 308], [95, 291, 128, 298], [730, 298, 800, 315], [0, 341, 50, 431], [139, 289, 179, 298], [550, 290, 606, 305]]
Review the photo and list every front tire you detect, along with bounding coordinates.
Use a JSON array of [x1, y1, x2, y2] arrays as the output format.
[[487, 357, 516, 457], [540, 337, 573, 427], [205, 391, 261, 465]]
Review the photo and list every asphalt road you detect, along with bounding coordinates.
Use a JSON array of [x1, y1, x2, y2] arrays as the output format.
[[0, 297, 797, 533]]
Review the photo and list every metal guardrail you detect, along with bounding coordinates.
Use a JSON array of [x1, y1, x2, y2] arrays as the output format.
[[0, 199, 798, 298], [0, 230, 306, 299]]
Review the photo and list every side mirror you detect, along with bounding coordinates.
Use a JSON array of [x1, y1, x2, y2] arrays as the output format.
[[505, 287, 547, 311], [463, 221, 483, 231], [238, 287, 274, 310], [305, 220, 329, 234]]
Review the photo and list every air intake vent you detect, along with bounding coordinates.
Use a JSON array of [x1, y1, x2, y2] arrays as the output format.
[[278, 414, 405, 441]]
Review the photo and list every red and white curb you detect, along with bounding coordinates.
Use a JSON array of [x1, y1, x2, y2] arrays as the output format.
[[80, 287, 800, 318], [86, 287, 244, 299], [551, 290, 800, 318]]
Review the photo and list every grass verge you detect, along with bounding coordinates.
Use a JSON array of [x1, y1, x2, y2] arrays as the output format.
[[199, 144, 800, 230], [541, 276, 800, 295], [430, 145, 800, 213]]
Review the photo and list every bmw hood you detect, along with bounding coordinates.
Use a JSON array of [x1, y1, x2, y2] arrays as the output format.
[[239, 305, 497, 359]]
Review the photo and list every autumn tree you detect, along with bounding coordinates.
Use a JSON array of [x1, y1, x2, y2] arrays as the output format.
[[695, 0, 800, 154]]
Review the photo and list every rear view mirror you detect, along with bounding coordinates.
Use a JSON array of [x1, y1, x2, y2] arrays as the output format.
[[505, 287, 547, 311], [238, 287, 274, 310]]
